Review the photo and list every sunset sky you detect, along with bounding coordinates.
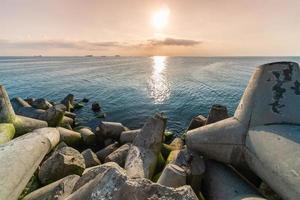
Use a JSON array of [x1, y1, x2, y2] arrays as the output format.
[[0, 0, 299, 56]]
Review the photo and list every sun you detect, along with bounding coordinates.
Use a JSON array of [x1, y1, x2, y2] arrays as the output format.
[[152, 7, 170, 30]]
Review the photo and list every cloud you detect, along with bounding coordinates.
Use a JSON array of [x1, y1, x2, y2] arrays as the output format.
[[147, 38, 201, 46], [0, 40, 124, 51]]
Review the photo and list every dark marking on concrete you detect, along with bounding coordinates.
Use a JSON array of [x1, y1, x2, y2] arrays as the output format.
[[268, 67, 293, 113], [283, 65, 293, 81], [291, 80, 300, 95]]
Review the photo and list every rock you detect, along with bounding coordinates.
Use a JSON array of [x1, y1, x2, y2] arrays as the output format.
[[19, 175, 40, 199], [57, 127, 82, 146], [64, 111, 76, 119], [24, 98, 35, 105], [74, 102, 84, 110], [61, 94, 74, 112], [66, 162, 198, 200], [77, 127, 96, 146], [95, 112, 106, 119], [206, 104, 229, 124], [164, 130, 174, 141], [259, 182, 282, 200], [187, 115, 207, 130], [125, 113, 166, 179], [161, 138, 183, 159], [96, 121, 126, 140], [157, 164, 187, 188], [0, 123, 15, 144], [23, 175, 80, 200], [166, 149, 181, 164], [38, 147, 85, 185], [156, 152, 166, 173], [119, 129, 140, 144], [104, 138, 113, 146], [31, 98, 52, 110], [91, 102, 101, 112], [72, 162, 121, 192], [0, 128, 60, 200], [53, 141, 68, 151], [105, 143, 131, 167], [186, 62, 300, 199], [95, 141, 119, 162], [203, 160, 266, 200], [82, 97, 89, 103], [11, 96, 31, 108], [81, 149, 101, 168]]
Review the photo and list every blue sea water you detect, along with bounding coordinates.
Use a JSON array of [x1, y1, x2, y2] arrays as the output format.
[[0, 56, 299, 135]]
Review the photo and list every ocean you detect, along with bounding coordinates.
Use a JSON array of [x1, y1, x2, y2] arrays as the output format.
[[1, 56, 299, 135]]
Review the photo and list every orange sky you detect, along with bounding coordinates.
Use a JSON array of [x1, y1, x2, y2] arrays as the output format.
[[0, 0, 299, 56]]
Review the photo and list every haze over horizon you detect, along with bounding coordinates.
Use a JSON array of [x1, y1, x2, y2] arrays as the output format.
[[0, 0, 299, 56]]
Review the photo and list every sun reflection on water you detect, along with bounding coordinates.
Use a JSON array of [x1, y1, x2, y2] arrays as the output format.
[[148, 56, 170, 103]]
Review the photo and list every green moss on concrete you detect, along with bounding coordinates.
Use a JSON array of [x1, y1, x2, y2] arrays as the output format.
[[0, 123, 15, 144], [156, 152, 166, 173], [152, 172, 162, 182], [166, 150, 180, 164]]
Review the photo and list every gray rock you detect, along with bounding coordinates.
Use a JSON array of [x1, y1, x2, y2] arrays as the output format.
[[104, 138, 114, 146], [96, 121, 126, 140], [157, 164, 187, 188], [81, 149, 101, 168], [206, 104, 229, 124], [187, 115, 207, 130], [38, 147, 85, 185], [77, 127, 96, 146], [119, 129, 140, 144], [91, 102, 101, 112], [105, 143, 131, 167], [96, 141, 119, 162], [72, 162, 121, 192], [125, 113, 166, 179], [23, 175, 80, 200], [61, 94, 74, 112], [66, 161, 198, 200], [31, 98, 53, 110]]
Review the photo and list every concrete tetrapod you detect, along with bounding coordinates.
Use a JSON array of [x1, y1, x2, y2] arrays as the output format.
[[11, 97, 65, 127], [186, 62, 300, 199], [0, 85, 48, 136], [125, 113, 166, 179], [0, 127, 60, 200], [0, 123, 15, 144], [203, 160, 266, 200]]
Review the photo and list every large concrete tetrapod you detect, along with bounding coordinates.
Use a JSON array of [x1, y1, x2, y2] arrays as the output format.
[[186, 62, 300, 200], [0, 85, 48, 136], [0, 127, 60, 200]]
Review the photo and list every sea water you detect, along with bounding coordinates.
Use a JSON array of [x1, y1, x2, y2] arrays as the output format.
[[1, 56, 299, 135]]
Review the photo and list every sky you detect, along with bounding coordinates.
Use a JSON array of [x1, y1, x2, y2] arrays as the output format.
[[0, 0, 299, 56]]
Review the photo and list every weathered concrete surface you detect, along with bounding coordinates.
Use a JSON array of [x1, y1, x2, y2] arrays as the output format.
[[23, 175, 80, 200], [67, 162, 198, 200], [0, 128, 60, 200], [119, 129, 140, 144], [105, 143, 131, 167], [14, 115, 48, 136], [0, 123, 15, 144], [157, 164, 187, 187], [12, 97, 65, 127], [186, 117, 247, 164], [81, 149, 101, 168], [31, 98, 53, 110], [97, 121, 126, 140], [187, 115, 207, 130], [245, 125, 300, 200], [77, 127, 96, 146], [57, 127, 82, 146], [206, 104, 229, 124], [203, 160, 265, 200], [186, 62, 300, 199], [96, 141, 119, 162], [38, 146, 85, 185], [61, 94, 74, 112], [72, 162, 120, 192], [0, 85, 48, 136], [125, 113, 166, 179]]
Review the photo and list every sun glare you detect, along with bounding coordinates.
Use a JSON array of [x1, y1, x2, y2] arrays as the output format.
[[152, 8, 170, 30]]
